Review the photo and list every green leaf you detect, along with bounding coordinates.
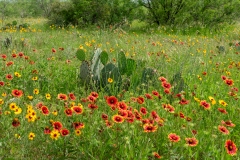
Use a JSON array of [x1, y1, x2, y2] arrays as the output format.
[[100, 51, 108, 65], [125, 58, 136, 76], [76, 49, 85, 61], [118, 51, 127, 74]]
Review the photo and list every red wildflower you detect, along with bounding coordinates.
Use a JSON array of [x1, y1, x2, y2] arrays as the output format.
[[57, 93, 68, 101], [179, 98, 189, 105], [11, 89, 23, 98], [41, 106, 49, 115], [140, 107, 148, 115], [143, 124, 158, 132], [202, 71, 207, 75], [68, 93, 76, 101], [112, 115, 124, 123], [88, 103, 98, 110], [106, 96, 118, 107], [12, 53, 17, 58], [152, 152, 162, 159], [52, 48, 56, 53], [164, 89, 170, 94], [12, 118, 20, 127], [0, 81, 4, 86], [6, 74, 13, 80], [44, 127, 51, 134], [162, 82, 171, 89], [200, 100, 211, 110], [162, 104, 175, 113], [137, 96, 144, 104], [218, 125, 229, 134], [158, 76, 167, 82], [59, 47, 64, 51], [72, 122, 84, 130], [117, 101, 128, 110], [221, 120, 235, 127], [151, 111, 160, 120], [134, 110, 142, 120], [105, 120, 114, 128], [87, 95, 96, 103], [145, 93, 153, 99], [64, 108, 73, 116], [179, 112, 185, 118], [6, 61, 14, 66], [225, 140, 238, 156], [90, 92, 99, 98], [152, 90, 159, 96], [60, 128, 70, 136], [218, 108, 228, 114], [1, 54, 7, 59], [192, 130, 198, 135], [53, 121, 63, 131], [225, 79, 234, 86], [118, 110, 128, 118], [36, 102, 44, 109], [185, 137, 198, 147], [101, 113, 108, 120], [168, 133, 181, 142], [73, 106, 83, 114], [18, 52, 24, 57], [221, 75, 227, 80]]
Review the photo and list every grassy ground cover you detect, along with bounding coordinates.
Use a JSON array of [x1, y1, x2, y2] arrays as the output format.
[[0, 18, 239, 159]]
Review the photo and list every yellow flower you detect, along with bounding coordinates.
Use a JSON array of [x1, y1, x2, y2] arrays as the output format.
[[50, 130, 60, 140], [9, 103, 17, 111], [0, 99, 4, 105], [28, 132, 35, 140], [15, 134, 21, 139], [208, 96, 216, 105], [197, 75, 202, 81], [52, 110, 58, 116], [32, 77, 38, 81], [14, 72, 21, 78], [4, 111, 11, 115], [45, 93, 51, 100], [75, 129, 81, 136], [194, 97, 201, 102], [79, 45, 84, 49], [108, 78, 113, 83], [219, 100, 227, 107], [14, 107, 22, 114], [33, 89, 39, 95], [27, 95, 33, 100], [1, 93, 7, 97]]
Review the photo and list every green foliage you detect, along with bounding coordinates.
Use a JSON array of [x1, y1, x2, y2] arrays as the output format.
[[76, 49, 86, 61], [100, 51, 109, 65]]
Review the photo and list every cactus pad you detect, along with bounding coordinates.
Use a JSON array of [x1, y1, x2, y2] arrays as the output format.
[[76, 49, 86, 61]]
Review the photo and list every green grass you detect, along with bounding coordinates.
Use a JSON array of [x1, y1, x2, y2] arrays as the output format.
[[0, 18, 239, 159]]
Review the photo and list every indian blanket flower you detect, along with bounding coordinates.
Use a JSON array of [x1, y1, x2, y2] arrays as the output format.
[[143, 124, 158, 132], [11, 89, 23, 97], [200, 100, 211, 110], [179, 98, 189, 105], [208, 96, 216, 105], [118, 110, 128, 118], [44, 127, 51, 134], [12, 118, 20, 127], [90, 92, 99, 98], [88, 103, 98, 110], [41, 106, 49, 115], [0, 81, 4, 86], [87, 95, 96, 103], [162, 82, 171, 89], [137, 96, 144, 104], [112, 115, 124, 123], [185, 137, 198, 147], [57, 93, 68, 101], [117, 102, 128, 110], [158, 76, 167, 82], [140, 107, 148, 115], [69, 93, 76, 101], [218, 125, 230, 135], [28, 132, 35, 140], [225, 79, 234, 86], [152, 90, 159, 96], [106, 96, 118, 107], [64, 108, 73, 116], [50, 130, 60, 140], [73, 106, 83, 114], [73, 122, 85, 130], [105, 120, 114, 128], [225, 139, 238, 156], [101, 113, 108, 120], [221, 120, 235, 127], [219, 100, 227, 107], [218, 108, 228, 114], [168, 133, 180, 143], [60, 128, 70, 136], [152, 152, 162, 159], [53, 121, 63, 131]]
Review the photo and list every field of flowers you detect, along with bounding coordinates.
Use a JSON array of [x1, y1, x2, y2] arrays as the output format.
[[0, 18, 239, 159]]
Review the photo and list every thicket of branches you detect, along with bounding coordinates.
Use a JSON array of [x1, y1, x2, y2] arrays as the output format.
[[1, 0, 239, 28]]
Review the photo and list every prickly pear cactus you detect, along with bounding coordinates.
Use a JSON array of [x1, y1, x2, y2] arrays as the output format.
[[118, 51, 127, 75], [76, 49, 86, 61], [101, 63, 121, 88], [100, 51, 108, 65], [125, 58, 136, 76], [91, 48, 104, 84], [216, 46, 225, 53], [79, 60, 91, 85], [170, 71, 186, 94]]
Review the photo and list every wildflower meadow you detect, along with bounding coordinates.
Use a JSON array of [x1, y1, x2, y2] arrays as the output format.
[[0, 18, 239, 159]]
